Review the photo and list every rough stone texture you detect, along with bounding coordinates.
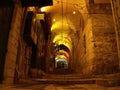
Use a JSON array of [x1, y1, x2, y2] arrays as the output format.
[[84, 18, 95, 74], [18, 42, 31, 79], [3, 3, 24, 84], [111, 0, 120, 69], [75, 4, 119, 75], [88, 3, 112, 14], [36, 19, 46, 70], [77, 18, 95, 75], [73, 17, 94, 75], [0, 0, 120, 85], [92, 14, 119, 74], [0, 7, 14, 82]]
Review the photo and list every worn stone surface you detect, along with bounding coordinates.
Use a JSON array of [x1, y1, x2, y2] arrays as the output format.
[[92, 14, 119, 74], [75, 5, 119, 75], [75, 18, 95, 75], [3, 3, 24, 84], [112, 0, 120, 69], [88, 3, 112, 14], [0, 6, 14, 82]]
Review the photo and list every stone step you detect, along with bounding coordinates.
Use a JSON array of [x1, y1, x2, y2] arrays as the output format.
[[53, 69, 74, 74], [33, 78, 120, 86], [20, 73, 120, 86], [94, 73, 120, 87], [43, 74, 91, 79], [34, 78, 96, 84], [33, 73, 120, 85], [96, 79, 120, 87], [31, 73, 95, 84]]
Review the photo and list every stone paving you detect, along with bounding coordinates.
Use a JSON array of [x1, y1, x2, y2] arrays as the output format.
[[0, 73, 120, 90], [0, 83, 120, 90]]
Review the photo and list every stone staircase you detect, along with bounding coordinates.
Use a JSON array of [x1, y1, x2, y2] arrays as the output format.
[[53, 69, 74, 74], [95, 73, 120, 87], [19, 73, 120, 87], [33, 74, 96, 84]]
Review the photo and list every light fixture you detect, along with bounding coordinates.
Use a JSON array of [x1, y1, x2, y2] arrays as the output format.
[[40, 7, 45, 12], [53, 18, 56, 22], [73, 11, 76, 14]]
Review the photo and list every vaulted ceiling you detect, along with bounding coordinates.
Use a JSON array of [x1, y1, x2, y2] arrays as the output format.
[[38, 0, 110, 52], [25, 0, 110, 52], [38, 0, 89, 51]]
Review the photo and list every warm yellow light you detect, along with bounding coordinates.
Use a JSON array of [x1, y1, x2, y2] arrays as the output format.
[[55, 55, 67, 60], [53, 34, 72, 51], [36, 14, 45, 20], [41, 7, 45, 12], [53, 18, 56, 22], [27, 7, 35, 11], [51, 22, 58, 31], [40, 6, 51, 12], [73, 11, 76, 14], [51, 19, 76, 32], [51, 21, 62, 31]]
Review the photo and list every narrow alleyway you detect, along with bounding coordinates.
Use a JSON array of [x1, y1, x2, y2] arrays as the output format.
[[0, 0, 120, 90]]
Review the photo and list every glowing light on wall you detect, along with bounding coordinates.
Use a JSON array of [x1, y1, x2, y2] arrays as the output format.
[[53, 18, 56, 22], [53, 34, 72, 51], [40, 6, 51, 12], [51, 18, 76, 32], [27, 7, 35, 11], [41, 7, 45, 12], [55, 55, 67, 60], [59, 50, 69, 60], [51, 21, 60, 31], [53, 34, 71, 43], [73, 11, 76, 14], [36, 14, 45, 20]]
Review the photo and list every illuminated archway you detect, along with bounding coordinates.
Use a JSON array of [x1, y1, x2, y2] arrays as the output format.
[[56, 59, 68, 69], [52, 33, 72, 52]]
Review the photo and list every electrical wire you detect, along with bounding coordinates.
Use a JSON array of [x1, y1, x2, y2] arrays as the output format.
[[58, 0, 83, 50], [61, 0, 64, 43]]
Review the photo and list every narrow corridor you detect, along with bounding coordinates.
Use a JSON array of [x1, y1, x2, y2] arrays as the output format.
[[0, 0, 120, 89]]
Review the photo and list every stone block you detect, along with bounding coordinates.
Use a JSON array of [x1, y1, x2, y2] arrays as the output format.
[[3, 77, 14, 84]]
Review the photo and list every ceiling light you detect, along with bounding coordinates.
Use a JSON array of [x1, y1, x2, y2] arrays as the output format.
[[40, 6, 51, 12], [27, 7, 35, 11], [73, 11, 76, 14], [40, 7, 45, 12], [53, 19, 56, 22]]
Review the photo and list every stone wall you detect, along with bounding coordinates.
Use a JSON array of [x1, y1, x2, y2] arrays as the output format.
[[75, 3, 119, 75], [111, 0, 120, 69], [75, 18, 95, 75], [92, 14, 119, 74], [3, 1, 25, 84], [0, 6, 14, 82], [83, 18, 94, 74]]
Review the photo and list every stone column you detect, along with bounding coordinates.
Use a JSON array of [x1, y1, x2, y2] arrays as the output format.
[[111, 0, 120, 70], [3, 1, 24, 84]]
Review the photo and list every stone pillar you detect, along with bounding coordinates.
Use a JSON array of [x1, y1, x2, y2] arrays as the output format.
[[76, 17, 94, 75], [111, 0, 120, 70], [45, 35, 51, 72], [3, 1, 24, 84], [0, 4, 14, 82]]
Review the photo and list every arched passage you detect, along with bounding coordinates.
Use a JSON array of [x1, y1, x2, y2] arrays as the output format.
[[53, 43, 70, 69]]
